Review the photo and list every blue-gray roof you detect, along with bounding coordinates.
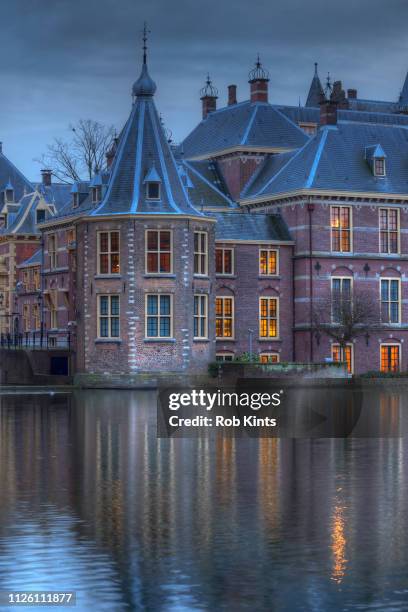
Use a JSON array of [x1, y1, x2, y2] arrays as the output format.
[[400, 72, 408, 108], [182, 160, 235, 209], [182, 101, 308, 159], [0, 149, 33, 204], [243, 122, 408, 200], [18, 249, 42, 268], [208, 211, 292, 242]]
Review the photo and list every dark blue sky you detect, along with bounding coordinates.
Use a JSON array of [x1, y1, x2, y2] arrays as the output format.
[[1, 0, 408, 180]]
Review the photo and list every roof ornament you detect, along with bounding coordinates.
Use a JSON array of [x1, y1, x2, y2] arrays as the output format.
[[323, 73, 333, 100], [200, 74, 218, 99], [314, 62, 318, 77], [132, 21, 157, 99], [160, 113, 173, 144], [248, 54, 269, 82]]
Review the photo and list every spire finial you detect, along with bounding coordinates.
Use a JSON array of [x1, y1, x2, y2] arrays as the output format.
[[324, 72, 332, 98], [248, 54, 269, 82], [314, 62, 318, 76], [142, 22, 150, 65]]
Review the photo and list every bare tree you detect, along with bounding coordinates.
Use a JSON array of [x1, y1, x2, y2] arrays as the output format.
[[312, 287, 381, 363], [36, 119, 115, 183]]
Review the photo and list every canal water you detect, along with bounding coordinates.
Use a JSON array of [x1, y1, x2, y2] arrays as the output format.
[[0, 389, 407, 611]]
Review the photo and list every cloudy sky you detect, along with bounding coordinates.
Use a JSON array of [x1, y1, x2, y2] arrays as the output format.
[[1, 0, 408, 180]]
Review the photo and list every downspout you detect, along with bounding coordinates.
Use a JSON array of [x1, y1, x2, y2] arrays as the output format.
[[308, 200, 314, 362]]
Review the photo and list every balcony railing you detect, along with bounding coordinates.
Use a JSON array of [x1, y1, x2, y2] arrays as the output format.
[[0, 330, 71, 350]]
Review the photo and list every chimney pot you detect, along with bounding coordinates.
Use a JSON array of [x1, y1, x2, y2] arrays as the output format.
[[347, 88, 357, 99], [41, 169, 52, 186], [228, 84, 237, 106]]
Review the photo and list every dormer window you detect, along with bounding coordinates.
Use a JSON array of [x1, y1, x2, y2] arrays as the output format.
[[72, 193, 79, 208], [365, 144, 386, 178], [374, 158, 386, 177], [36, 209, 46, 224], [143, 166, 162, 200], [5, 188, 14, 202], [92, 185, 102, 203], [146, 182, 160, 200]]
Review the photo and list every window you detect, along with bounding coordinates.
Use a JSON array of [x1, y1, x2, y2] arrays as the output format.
[[146, 294, 172, 338], [33, 304, 40, 330], [215, 296, 234, 338], [331, 206, 351, 253], [374, 158, 386, 177], [50, 306, 58, 330], [92, 186, 102, 203], [33, 269, 40, 291], [98, 295, 120, 338], [146, 182, 161, 200], [259, 249, 278, 276], [259, 297, 278, 338], [380, 209, 399, 254], [381, 344, 400, 372], [332, 344, 353, 374], [48, 235, 57, 270], [5, 189, 14, 203], [146, 230, 172, 274], [216, 353, 234, 362], [98, 231, 120, 275], [193, 294, 208, 339], [194, 231, 208, 276], [72, 193, 79, 208], [23, 304, 30, 332], [36, 209, 46, 224], [331, 277, 352, 322], [381, 279, 400, 324], [23, 270, 29, 291], [216, 248, 233, 275], [259, 353, 279, 363]]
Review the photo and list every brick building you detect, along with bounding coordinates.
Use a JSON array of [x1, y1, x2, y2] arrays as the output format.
[[10, 40, 408, 376]]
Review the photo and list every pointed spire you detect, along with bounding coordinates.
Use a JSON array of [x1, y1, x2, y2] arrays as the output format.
[[398, 71, 408, 110], [132, 22, 157, 99], [305, 62, 324, 107]]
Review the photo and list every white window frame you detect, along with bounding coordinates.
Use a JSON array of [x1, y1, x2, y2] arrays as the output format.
[[215, 247, 234, 276], [259, 248, 279, 276], [374, 158, 386, 177], [259, 296, 279, 339], [331, 276, 353, 322], [216, 352, 234, 362], [215, 296, 234, 339], [330, 205, 352, 253], [379, 208, 400, 254], [145, 294, 173, 339], [48, 234, 57, 270], [145, 229, 173, 275], [380, 278, 401, 324], [331, 343, 354, 374], [92, 185, 102, 203], [193, 294, 208, 340], [146, 182, 161, 200], [97, 294, 120, 339], [97, 230, 120, 275], [194, 231, 208, 276], [380, 343, 401, 373]]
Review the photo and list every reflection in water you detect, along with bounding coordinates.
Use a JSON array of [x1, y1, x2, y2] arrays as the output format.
[[0, 389, 407, 610]]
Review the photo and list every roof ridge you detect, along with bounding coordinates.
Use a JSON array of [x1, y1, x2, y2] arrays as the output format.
[[305, 128, 330, 188]]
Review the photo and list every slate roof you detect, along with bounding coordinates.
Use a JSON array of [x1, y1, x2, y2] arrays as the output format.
[[0, 148, 33, 204], [91, 61, 203, 218], [242, 122, 408, 201], [208, 211, 292, 242], [18, 249, 42, 269], [181, 101, 308, 159], [400, 72, 408, 108], [181, 160, 235, 208], [277, 105, 408, 128]]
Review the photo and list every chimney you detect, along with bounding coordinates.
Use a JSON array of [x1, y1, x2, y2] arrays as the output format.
[[41, 169, 52, 186], [347, 88, 357, 99], [319, 98, 338, 126], [200, 74, 218, 120], [228, 84, 237, 106], [248, 56, 269, 104]]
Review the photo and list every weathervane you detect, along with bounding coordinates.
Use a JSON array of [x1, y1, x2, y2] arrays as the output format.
[[142, 21, 150, 65]]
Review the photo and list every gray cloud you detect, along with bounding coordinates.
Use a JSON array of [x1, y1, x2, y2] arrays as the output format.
[[1, 0, 408, 178]]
